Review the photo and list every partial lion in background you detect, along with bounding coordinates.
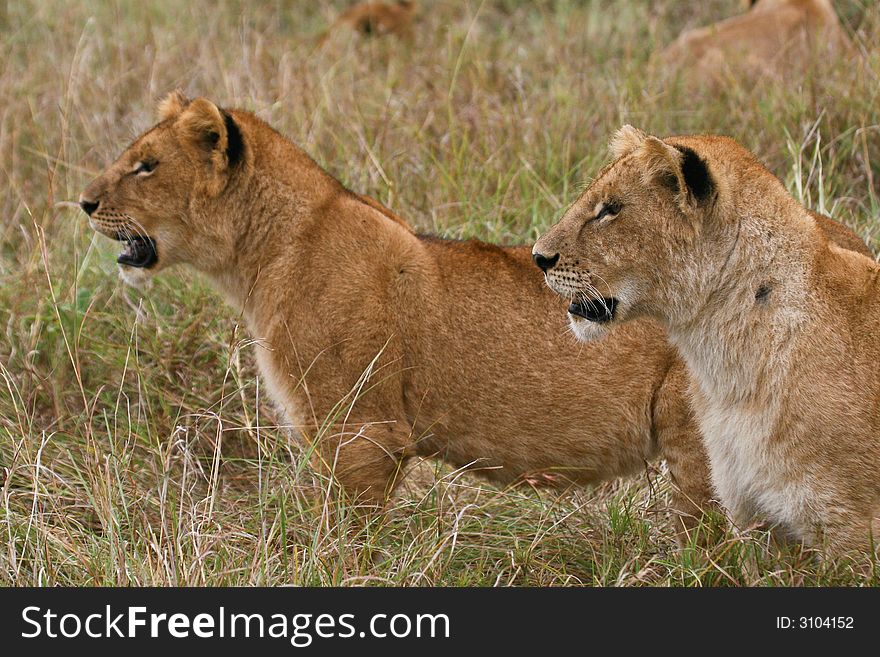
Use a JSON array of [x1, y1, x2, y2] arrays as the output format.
[[317, 1, 416, 47], [656, 0, 853, 88], [80, 92, 726, 543]]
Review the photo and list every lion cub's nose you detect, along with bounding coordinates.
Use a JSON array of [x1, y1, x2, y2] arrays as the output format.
[[79, 198, 99, 216], [532, 252, 560, 272]]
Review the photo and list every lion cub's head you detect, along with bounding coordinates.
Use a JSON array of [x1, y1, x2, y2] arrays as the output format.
[[533, 126, 725, 341], [79, 92, 245, 284]]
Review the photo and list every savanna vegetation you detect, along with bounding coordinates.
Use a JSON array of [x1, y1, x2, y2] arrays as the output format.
[[1, 0, 878, 585]]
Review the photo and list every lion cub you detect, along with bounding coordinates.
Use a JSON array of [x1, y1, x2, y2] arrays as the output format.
[[534, 126, 879, 554], [318, 1, 416, 44], [79, 93, 727, 540], [656, 0, 853, 86]]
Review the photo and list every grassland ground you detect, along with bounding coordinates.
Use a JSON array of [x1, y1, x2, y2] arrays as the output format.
[[1, 0, 879, 585]]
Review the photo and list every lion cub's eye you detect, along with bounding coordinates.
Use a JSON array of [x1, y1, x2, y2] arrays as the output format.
[[595, 200, 622, 222], [133, 160, 157, 176]]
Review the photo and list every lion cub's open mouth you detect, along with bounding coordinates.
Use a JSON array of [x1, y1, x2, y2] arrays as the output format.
[[116, 235, 158, 269], [568, 297, 618, 323]]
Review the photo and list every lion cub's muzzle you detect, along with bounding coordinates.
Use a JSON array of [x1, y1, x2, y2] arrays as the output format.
[[116, 235, 158, 268], [78, 197, 159, 269], [568, 296, 618, 323], [80, 199, 99, 216], [532, 248, 619, 324], [532, 251, 560, 272]]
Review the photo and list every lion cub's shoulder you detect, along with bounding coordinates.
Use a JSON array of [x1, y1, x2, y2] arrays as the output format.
[[356, 193, 412, 230]]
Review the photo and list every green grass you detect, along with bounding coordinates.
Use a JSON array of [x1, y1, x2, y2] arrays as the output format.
[[1, 0, 879, 586]]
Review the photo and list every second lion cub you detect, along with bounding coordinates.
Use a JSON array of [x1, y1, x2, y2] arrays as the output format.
[[534, 126, 879, 554]]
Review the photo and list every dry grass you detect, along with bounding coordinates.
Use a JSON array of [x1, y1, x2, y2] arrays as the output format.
[[1, 0, 879, 586]]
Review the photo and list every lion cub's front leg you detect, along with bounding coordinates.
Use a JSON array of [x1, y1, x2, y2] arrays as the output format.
[[306, 415, 414, 510], [653, 362, 723, 546], [256, 342, 413, 513]]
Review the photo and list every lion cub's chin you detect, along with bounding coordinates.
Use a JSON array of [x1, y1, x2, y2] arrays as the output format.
[[118, 265, 155, 290], [568, 315, 613, 342]]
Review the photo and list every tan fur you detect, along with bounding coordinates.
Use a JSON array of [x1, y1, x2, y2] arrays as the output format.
[[534, 126, 879, 554], [79, 94, 720, 540], [157, 89, 188, 122], [317, 1, 416, 46], [656, 0, 853, 86]]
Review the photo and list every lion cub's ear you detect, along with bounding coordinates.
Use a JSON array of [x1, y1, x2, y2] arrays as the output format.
[[176, 97, 237, 195], [610, 125, 648, 159], [638, 136, 683, 188], [157, 89, 190, 122], [637, 136, 714, 210], [177, 98, 227, 151]]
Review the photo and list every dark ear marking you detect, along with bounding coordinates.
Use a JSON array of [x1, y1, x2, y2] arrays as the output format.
[[222, 110, 244, 167], [675, 145, 713, 202]]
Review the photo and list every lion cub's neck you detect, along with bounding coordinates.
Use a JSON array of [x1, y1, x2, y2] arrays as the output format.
[[195, 112, 348, 322], [666, 204, 818, 409]]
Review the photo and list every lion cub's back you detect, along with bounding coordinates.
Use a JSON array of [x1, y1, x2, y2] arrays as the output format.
[[407, 237, 675, 481]]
